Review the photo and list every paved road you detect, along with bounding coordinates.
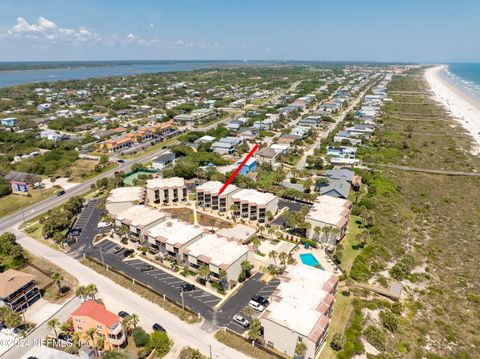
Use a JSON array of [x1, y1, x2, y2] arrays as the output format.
[[295, 84, 374, 170], [12, 228, 250, 359], [2, 297, 81, 359]]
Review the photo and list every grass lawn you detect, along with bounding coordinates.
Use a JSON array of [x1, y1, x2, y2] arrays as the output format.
[[80, 258, 202, 324], [21, 222, 61, 251], [214, 329, 276, 359], [71, 160, 118, 182], [319, 289, 354, 359], [339, 215, 364, 274], [162, 207, 233, 229], [0, 187, 56, 219]]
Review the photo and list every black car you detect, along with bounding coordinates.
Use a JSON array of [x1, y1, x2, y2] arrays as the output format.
[[56, 190, 66, 196], [180, 283, 196, 292], [118, 311, 130, 318], [140, 265, 154, 272], [123, 249, 134, 257], [57, 333, 72, 342], [152, 323, 166, 332], [251, 295, 269, 306]]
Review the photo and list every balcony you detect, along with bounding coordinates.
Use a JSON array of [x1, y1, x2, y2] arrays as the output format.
[[108, 331, 126, 346], [108, 322, 123, 335]]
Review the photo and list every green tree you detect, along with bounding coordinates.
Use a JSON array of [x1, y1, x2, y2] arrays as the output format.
[[247, 318, 262, 343], [198, 265, 210, 283], [51, 272, 63, 293], [47, 318, 60, 337], [295, 340, 307, 358], [132, 327, 150, 347], [145, 331, 171, 357], [330, 332, 345, 351]]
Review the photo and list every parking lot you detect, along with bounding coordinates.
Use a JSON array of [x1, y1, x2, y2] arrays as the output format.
[[218, 272, 280, 334], [68, 198, 105, 258], [88, 239, 222, 321]]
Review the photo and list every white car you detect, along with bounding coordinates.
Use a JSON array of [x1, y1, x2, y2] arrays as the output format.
[[233, 314, 250, 328], [248, 300, 265, 312]]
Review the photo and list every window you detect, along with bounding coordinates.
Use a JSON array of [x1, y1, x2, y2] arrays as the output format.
[[77, 326, 82, 331], [96, 324, 103, 330], [267, 341, 274, 348], [75, 318, 81, 323]]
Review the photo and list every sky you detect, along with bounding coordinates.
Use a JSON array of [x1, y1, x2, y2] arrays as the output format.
[[0, 0, 478, 63]]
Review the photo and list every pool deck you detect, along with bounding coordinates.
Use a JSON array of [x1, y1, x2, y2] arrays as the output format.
[[293, 246, 341, 275]]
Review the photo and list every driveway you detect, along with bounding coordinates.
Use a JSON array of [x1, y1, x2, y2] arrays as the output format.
[[68, 198, 104, 258], [87, 239, 221, 322]]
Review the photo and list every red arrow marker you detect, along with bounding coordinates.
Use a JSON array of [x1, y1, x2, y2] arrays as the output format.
[[218, 144, 259, 196]]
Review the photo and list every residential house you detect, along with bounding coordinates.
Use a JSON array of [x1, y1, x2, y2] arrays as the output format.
[[305, 196, 351, 245], [0, 118, 17, 127], [211, 137, 243, 155], [183, 234, 253, 282], [318, 179, 351, 199], [333, 131, 362, 146], [146, 219, 204, 261], [298, 116, 322, 128], [236, 157, 257, 175], [260, 265, 338, 359], [256, 147, 279, 164], [146, 177, 188, 205], [114, 205, 167, 240], [290, 126, 310, 138], [0, 270, 41, 312], [70, 300, 126, 350], [230, 189, 278, 223], [216, 224, 257, 244], [196, 181, 240, 213], [151, 151, 176, 170]]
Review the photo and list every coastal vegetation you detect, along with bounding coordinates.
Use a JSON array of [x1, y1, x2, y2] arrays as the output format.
[[330, 69, 480, 359]]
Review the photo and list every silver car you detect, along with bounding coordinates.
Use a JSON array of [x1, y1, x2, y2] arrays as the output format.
[[233, 314, 250, 328], [248, 300, 265, 312]]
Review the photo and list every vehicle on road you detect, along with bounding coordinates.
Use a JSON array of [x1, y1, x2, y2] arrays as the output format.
[[117, 159, 125, 163], [140, 265, 154, 272], [251, 295, 269, 306], [180, 283, 196, 292], [248, 300, 265, 312], [56, 190, 66, 196], [233, 314, 250, 328], [152, 323, 166, 332], [118, 311, 130, 318]]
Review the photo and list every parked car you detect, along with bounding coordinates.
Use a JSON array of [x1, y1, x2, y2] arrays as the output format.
[[56, 190, 66, 196], [117, 159, 125, 163], [248, 300, 265, 312], [97, 222, 111, 229], [233, 314, 250, 328], [251, 295, 269, 307], [70, 228, 81, 237], [123, 249, 134, 257], [112, 246, 123, 254], [57, 333, 72, 343], [180, 284, 196, 292], [140, 265, 154, 272], [118, 311, 130, 318], [152, 323, 166, 332]]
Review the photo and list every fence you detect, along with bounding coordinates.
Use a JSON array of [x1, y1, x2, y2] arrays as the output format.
[[84, 255, 201, 318]]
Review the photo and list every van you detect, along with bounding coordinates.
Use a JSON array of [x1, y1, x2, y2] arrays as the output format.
[[97, 222, 111, 229]]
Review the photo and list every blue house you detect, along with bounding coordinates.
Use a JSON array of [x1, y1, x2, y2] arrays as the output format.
[[236, 157, 257, 175], [0, 118, 17, 127]]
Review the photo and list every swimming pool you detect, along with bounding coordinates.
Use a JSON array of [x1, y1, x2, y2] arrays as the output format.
[[300, 253, 323, 268]]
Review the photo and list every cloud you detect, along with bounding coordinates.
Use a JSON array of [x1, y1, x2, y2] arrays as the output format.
[[0, 16, 222, 51]]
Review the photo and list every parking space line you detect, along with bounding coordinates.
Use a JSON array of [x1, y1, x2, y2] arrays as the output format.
[[203, 299, 220, 304], [166, 280, 185, 285]]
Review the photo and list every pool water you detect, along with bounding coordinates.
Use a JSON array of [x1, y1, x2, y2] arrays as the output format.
[[300, 253, 323, 268]]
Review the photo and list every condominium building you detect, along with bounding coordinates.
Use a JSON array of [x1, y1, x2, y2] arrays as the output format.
[[196, 181, 240, 213], [0, 270, 41, 312], [146, 177, 188, 206], [184, 234, 253, 282], [146, 219, 205, 260], [106, 186, 145, 216], [231, 189, 278, 223], [260, 265, 338, 359], [70, 300, 126, 350], [114, 205, 167, 239], [305, 195, 352, 245]]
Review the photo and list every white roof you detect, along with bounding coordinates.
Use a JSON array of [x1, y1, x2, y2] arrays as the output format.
[[115, 205, 166, 227], [217, 224, 257, 243], [261, 265, 335, 337], [306, 195, 351, 227], [196, 181, 238, 196], [146, 177, 185, 189], [147, 219, 203, 246], [107, 187, 145, 203], [185, 234, 250, 268], [231, 189, 277, 206]]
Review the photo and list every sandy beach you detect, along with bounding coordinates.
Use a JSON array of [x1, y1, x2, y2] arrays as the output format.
[[425, 65, 480, 154]]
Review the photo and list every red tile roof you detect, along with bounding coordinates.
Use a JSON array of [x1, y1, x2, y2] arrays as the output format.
[[71, 300, 119, 328]]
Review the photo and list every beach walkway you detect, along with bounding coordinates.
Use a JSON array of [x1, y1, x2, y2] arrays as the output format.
[[364, 162, 480, 177]]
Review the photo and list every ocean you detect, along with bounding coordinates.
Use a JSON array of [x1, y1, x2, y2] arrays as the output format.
[[0, 60, 249, 88], [444, 63, 480, 101]]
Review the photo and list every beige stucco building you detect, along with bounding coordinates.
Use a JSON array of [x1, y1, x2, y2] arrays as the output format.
[[146, 177, 188, 206]]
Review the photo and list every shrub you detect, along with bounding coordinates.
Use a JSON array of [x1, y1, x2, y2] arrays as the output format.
[[363, 325, 387, 351], [132, 327, 150, 347], [380, 310, 399, 333], [330, 332, 346, 351]]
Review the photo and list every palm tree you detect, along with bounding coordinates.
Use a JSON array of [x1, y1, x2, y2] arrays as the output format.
[[60, 322, 71, 334], [84, 328, 96, 354], [129, 313, 139, 329], [268, 250, 278, 266], [265, 210, 273, 224], [52, 272, 63, 293], [75, 286, 88, 301], [247, 318, 262, 343], [95, 336, 105, 353], [86, 284, 98, 300], [47, 318, 60, 337], [198, 265, 210, 283], [314, 226, 321, 241], [242, 305, 253, 319], [229, 204, 238, 221], [295, 340, 308, 358], [278, 252, 288, 267], [267, 227, 275, 239], [251, 236, 261, 253]]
